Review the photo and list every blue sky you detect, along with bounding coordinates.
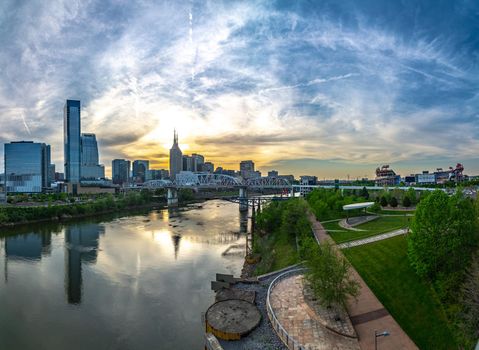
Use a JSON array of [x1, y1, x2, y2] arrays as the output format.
[[0, 0, 478, 178]]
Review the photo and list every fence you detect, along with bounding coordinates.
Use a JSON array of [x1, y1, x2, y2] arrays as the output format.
[[266, 268, 307, 350]]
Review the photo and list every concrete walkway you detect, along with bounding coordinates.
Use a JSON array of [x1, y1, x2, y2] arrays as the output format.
[[307, 212, 418, 350], [338, 229, 408, 249], [269, 274, 360, 350]]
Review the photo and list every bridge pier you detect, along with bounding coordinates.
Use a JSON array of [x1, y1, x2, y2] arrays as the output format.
[[239, 187, 248, 212], [167, 187, 178, 207]]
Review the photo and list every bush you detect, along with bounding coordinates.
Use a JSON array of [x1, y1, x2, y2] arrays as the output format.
[[369, 202, 381, 213], [390, 196, 398, 207], [402, 196, 412, 207], [380, 196, 388, 207]]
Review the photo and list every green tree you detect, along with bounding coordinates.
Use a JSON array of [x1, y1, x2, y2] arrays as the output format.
[[380, 196, 388, 207], [389, 196, 398, 207], [459, 255, 479, 344], [360, 186, 369, 199], [305, 242, 359, 310], [402, 195, 411, 207], [408, 190, 478, 286]]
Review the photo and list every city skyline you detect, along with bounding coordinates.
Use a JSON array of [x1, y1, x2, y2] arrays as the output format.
[[0, 1, 478, 178]]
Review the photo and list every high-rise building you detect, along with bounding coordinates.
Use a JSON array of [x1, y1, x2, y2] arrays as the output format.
[[80, 133, 104, 180], [240, 160, 259, 179], [169, 130, 183, 180], [191, 153, 204, 172], [203, 162, 214, 173], [182, 155, 193, 172], [112, 159, 130, 185], [240, 160, 255, 172], [132, 160, 149, 183], [64, 99, 81, 183], [4, 141, 50, 193], [148, 169, 169, 180]]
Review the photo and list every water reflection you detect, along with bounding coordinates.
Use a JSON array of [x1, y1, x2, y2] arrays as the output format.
[[64, 224, 104, 304], [0, 200, 248, 349], [5, 232, 52, 261]]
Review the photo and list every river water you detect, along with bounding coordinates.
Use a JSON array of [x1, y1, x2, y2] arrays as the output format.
[[0, 200, 248, 350]]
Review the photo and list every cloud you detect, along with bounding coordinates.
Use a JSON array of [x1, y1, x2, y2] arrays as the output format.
[[0, 0, 478, 177]]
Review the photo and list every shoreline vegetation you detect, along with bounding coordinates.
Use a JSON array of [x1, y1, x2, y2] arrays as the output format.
[[0, 189, 200, 229]]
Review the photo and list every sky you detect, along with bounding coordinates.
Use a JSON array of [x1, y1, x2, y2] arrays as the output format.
[[0, 0, 478, 179]]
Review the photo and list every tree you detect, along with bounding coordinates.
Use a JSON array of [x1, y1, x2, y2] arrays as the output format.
[[402, 196, 412, 207], [408, 190, 479, 286], [380, 196, 388, 207], [360, 186, 369, 199], [405, 187, 417, 205], [460, 255, 479, 344], [305, 242, 359, 310], [389, 196, 398, 207]]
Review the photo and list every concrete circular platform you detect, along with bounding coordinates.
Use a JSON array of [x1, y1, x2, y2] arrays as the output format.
[[205, 299, 261, 340]]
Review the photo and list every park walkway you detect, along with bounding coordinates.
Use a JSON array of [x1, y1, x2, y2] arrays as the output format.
[[337, 228, 408, 249], [269, 273, 360, 350], [307, 212, 418, 350]]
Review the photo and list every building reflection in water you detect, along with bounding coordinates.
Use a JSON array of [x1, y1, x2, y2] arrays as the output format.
[[3, 232, 53, 282], [172, 234, 181, 260], [64, 224, 104, 304]]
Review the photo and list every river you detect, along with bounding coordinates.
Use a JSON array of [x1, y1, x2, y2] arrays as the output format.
[[0, 200, 249, 349]]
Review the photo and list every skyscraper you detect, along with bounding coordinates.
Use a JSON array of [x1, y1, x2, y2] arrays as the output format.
[[169, 130, 182, 180], [64, 100, 81, 183], [191, 153, 204, 172], [4, 141, 50, 193], [132, 160, 149, 183], [80, 133, 104, 180], [112, 159, 130, 185]]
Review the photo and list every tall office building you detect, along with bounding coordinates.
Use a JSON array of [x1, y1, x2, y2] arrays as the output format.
[[132, 160, 149, 183], [169, 130, 182, 180], [182, 155, 193, 172], [240, 160, 260, 179], [191, 153, 204, 172], [80, 133, 104, 180], [112, 159, 130, 185], [64, 100, 81, 183], [4, 141, 50, 193]]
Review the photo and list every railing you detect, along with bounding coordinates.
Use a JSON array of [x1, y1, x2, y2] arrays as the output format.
[[266, 268, 307, 350]]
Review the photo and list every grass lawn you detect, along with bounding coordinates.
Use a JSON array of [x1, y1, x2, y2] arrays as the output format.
[[376, 208, 416, 215], [324, 215, 411, 243], [343, 236, 458, 349]]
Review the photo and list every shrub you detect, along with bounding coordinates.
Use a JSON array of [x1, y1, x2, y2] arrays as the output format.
[[402, 196, 412, 207], [389, 196, 398, 207], [380, 196, 388, 207]]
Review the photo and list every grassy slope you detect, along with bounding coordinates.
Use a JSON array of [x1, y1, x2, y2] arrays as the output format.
[[325, 215, 410, 243], [343, 236, 458, 349], [253, 230, 299, 275]]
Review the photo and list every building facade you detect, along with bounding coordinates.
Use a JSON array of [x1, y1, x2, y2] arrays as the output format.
[[4, 141, 50, 193], [203, 162, 214, 173], [64, 99, 81, 183], [191, 153, 204, 172], [182, 155, 193, 172], [80, 133, 104, 180], [112, 159, 130, 185], [132, 160, 149, 183], [169, 130, 183, 180]]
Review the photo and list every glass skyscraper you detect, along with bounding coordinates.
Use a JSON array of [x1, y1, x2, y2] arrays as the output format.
[[132, 160, 149, 183], [4, 141, 49, 193], [80, 133, 104, 180], [64, 100, 81, 183], [112, 159, 130, 185]]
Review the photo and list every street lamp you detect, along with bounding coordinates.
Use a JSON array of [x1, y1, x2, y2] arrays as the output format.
[[375, 330, 390, 350]]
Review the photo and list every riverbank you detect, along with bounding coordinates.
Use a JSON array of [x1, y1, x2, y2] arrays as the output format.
[[0, 194, 205, 229]]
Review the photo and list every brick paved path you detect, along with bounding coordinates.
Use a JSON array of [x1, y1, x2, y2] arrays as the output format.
[[307, 212, 418, 350], [269, 274, 360, 350]]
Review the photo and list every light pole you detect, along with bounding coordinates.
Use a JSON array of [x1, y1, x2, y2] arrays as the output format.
[[375, 330, 389, 350]]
